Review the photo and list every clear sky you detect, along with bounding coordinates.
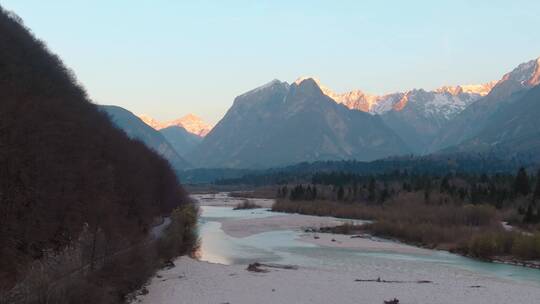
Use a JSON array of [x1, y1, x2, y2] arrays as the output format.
[[2, 0, 540, 124]]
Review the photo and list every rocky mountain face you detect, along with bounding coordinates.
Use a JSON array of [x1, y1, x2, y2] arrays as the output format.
[[139, 113, 213, 137], [447, 83, 540, 159], [296, 57, 538, 156], [308, 77, 496, 153], [378, 87, 491, 153], [188, 79, 411, 168], [100, 105, 191, 171], [431, 57, 540, 151]]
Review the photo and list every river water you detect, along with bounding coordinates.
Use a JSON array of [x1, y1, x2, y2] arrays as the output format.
[[195, 195, 540, 285]]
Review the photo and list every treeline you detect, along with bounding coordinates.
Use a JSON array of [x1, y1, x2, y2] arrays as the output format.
[[0, 7, 195, 303], [214, 154, 535, 186], [273, 167, 540, 261], [276, 168, 540, 224]]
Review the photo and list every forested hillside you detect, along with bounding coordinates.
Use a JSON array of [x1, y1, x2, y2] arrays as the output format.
[[0, 7, 194, 302]]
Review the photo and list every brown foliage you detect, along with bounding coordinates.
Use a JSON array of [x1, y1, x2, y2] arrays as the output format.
[[272, 192, 540, 259]]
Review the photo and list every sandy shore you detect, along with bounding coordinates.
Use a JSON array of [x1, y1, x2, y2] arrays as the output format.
[[132, 257, 540, 304]]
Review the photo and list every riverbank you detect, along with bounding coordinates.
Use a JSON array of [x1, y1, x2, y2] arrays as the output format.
[[272, 197, 540, 265], [131, 193, 540, 304], [132, 256, 540, 304]]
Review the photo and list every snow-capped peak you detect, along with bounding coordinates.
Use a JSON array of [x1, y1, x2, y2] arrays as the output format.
[[168, 114, 213, 137], [528, 57, 540, 86], [501, 57, 540, 87], [139, 114, 165, 129], [434, 81, 497, 97], [240, 79, 290, 98], [137, 113, 213, 137], [295, 76, 487, 119], [294, 76, 322, 86], [294, 76, 381, 112]]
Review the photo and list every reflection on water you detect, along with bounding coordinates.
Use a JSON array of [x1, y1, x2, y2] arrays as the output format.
[[196, 205, 540, 284]]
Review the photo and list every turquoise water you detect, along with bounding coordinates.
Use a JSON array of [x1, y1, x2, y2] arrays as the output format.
[[196, 205, 540, 284]]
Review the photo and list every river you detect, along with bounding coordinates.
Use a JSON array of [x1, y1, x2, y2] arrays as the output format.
[[195, 193, 540, 284]]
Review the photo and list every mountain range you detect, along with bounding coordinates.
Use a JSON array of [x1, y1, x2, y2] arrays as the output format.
[[107, 56, 540, 170], [186, 56, 540, 168]]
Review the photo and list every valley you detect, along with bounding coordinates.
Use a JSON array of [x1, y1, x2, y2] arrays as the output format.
[[2, 2, 540, 304]]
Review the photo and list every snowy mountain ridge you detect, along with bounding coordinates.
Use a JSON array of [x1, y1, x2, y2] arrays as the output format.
[[139, 113, 213, 137], [293, 76, 496, 120]]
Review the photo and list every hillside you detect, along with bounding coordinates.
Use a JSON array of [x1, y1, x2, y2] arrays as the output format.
[[0, 7, 193, 300]]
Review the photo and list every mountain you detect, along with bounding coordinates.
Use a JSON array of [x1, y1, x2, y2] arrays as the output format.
[[188, 78, 411, 168], [378, 86, 494, 153], [311, 77, 495, 116], [160, 125, 202, 157], [100, 105, 191, 171], [139, 113, 212, 137], [168, 114, 213, 137], [431, 57, 540, 151], [447, 84, 540, 160], [138, 114, 164, 129], [308, 77, 496, 153], [0, 6, 190, 296]]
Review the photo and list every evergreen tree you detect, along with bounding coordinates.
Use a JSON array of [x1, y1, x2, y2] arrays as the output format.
[[379, 187, 389, 204], [523, 203, 536, 223], [534, 169, 540, 199], [514, 167, 530, 196], [440, 175, 450, 192], [368, 178, 376, 201], [337, 186, 345, 201]]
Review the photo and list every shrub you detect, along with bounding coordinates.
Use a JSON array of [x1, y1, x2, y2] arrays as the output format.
[[511, 233, 540, 260], [157, 204, 199, 261], [233, 199, 261, 210]]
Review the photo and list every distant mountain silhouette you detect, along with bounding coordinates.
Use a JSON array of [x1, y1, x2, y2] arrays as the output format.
[[160, 125, 202, 157]]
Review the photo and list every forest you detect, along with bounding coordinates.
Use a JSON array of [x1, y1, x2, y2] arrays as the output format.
[[272, 168, 540, 262], [0, 7, 196, 303], [212, 154, 535, 186]]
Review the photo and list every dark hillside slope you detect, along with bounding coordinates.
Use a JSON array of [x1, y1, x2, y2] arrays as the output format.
[[0, 7, 190, 295]]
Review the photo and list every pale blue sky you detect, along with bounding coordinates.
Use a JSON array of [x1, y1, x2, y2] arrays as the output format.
[[3, 0, 540, 124]]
